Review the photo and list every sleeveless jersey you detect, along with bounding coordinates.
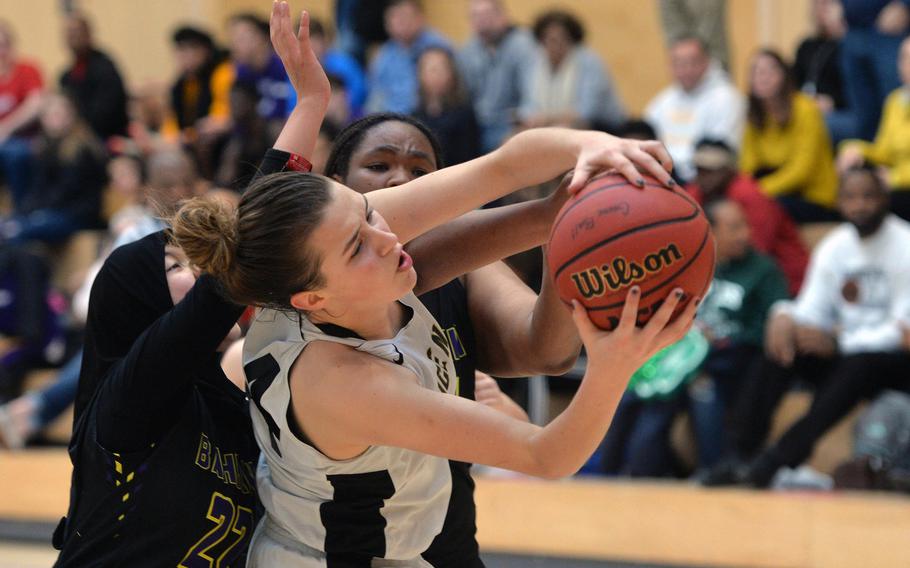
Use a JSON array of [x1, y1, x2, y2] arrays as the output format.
[[242, 293, 458, 566]]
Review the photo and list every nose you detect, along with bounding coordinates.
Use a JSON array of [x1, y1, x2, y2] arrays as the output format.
[[385, 166, 411, 187], [373, 226, 399, 257]]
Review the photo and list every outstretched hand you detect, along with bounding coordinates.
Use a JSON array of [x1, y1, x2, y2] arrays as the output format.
[[270, 1, 330, 107]]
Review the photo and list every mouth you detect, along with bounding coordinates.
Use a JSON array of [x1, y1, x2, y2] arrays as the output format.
[[397, 248, 413, 272]]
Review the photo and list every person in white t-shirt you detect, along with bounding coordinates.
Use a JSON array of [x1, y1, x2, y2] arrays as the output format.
[[645, 35, 744, 183], [703, 165, 910, 487]]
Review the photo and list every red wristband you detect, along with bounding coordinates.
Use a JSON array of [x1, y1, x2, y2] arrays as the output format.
[[286, 153, 313, 172]]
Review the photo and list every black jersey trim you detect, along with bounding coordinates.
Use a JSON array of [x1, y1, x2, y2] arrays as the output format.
[[322, 471, 395, 566]]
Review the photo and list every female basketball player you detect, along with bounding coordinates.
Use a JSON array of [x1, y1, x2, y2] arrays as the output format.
[[173, 16, 698, 568], [172, 5, 697, 566], [172, 162, 697, 566]]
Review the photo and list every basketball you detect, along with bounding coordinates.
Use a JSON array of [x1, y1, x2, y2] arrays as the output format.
[[547, 173, 716, 331]]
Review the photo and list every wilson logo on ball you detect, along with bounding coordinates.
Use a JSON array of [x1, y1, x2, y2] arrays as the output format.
[[570, 243, 684, 299]]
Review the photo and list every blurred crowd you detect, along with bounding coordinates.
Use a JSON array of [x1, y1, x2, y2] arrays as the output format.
[[0, 0, 908, 494]]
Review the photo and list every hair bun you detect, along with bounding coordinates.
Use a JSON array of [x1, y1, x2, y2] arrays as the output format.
[[171, 197, 238, 277]]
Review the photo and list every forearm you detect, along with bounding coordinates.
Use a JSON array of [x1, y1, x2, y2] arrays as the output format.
[[371, 127, 588, 244], [526, 361, 632, 478], [524, 263, 582, 374], [410, 199, 553, 295], [272, 98, 329, 160]]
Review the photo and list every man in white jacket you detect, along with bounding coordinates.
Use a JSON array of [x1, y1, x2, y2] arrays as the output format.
[[645, 35, 744, 183], [704, 165, 910, 487]]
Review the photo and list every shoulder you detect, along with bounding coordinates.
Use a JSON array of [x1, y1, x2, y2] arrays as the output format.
[[645, 87, 677, 115], [291, 340, 416, 403], [791, 92, 822, 120], [812, 223, 852, 259], [883, 88, 908, 110]]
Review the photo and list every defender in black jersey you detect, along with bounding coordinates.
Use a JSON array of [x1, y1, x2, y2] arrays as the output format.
[[53, 232, 257, 567]]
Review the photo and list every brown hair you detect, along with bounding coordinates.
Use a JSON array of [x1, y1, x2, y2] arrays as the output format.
[[171, 171, 334, 310], [417, 46, 470, 111], [41, 92, 106, 164], [747, 49, 795, 129]]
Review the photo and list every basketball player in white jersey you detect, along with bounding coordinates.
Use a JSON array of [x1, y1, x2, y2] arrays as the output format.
[[170, 3, 698, 566]]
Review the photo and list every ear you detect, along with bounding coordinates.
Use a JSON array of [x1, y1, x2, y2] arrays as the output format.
[[290, 289, 327, 312]]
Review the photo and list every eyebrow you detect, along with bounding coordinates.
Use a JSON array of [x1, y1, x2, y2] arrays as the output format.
[[368, 144, 434, 164], [342, 194, 371, 256]]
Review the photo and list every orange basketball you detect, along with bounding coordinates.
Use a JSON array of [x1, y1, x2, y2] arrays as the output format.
[[547, 173, 716, 331]]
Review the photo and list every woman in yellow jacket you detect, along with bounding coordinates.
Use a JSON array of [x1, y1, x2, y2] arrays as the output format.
[[837, 36, 910, 222], [741, 49, 839, 223]]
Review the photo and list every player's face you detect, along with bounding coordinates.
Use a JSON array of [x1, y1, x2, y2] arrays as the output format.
[[308, 181, 417, 308], [342, 121, 437, 193], [164, 246, 197, 306]]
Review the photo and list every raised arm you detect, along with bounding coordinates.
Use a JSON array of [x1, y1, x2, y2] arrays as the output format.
[[410, 181, 568, 295], [369, 127, 675, 245], [269, 2, 330, 160], [94, 275, 244, 452]]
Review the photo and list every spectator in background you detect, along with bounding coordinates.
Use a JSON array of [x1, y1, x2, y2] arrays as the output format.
[[795, 0, 854, 143], [518, 10, 625, 132], [214, 81, 280, 190], [0, 21, 44, 210], [229, 13, 295, 123], [325, 73, 352, 127], [687, 139, 808, 295], [308, 16, 367, 119], [59, 14, 129, 141], [458, 0, 535, 152], [742, 49, 839, 223], [0, 93, 107, 244], [413, 47, 481, 166], [366, 0, 450, 114], [645, 36, 743, 182], [704, 166, 910, 488], [690, 199, 790, 470], [840, 0, 910, 141], [162, 25, 234, 175], [659, 0, 729, 70], [837, 36, 910, 222], [334, 0, 391, 66]]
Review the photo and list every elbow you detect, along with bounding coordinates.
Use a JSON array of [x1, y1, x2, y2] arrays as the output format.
[[534, 459, 577, 481], [529, 348, 582, 377]]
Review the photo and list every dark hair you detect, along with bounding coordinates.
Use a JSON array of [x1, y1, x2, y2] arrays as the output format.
[[695, 137, 734, 154], [230, 13, 269, 38], [840, 163, 888, 195], [417, 46, 469, 110], [747, 49, 796, 129], [308, 16, 326, 39], [172, 172, 333, 309], [532, 10, 584, 44], [172, 26, 214, 49], [230, 79, 260, 101], [615, 119, 657, 140], [387, 0, 424, 13], [324, 113, 444, 180]]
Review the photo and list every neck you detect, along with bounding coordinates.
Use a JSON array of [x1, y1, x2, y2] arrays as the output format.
[[423, 96, 444, 115], [310, 300, 406, 340]]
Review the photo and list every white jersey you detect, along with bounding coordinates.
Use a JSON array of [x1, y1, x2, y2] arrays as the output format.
[[242, 293, 458, 566]]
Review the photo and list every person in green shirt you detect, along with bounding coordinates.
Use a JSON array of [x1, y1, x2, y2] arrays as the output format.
[[690, 199, 790, 470]]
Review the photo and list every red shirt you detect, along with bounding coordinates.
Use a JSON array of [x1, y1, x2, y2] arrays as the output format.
[[687, 174, 809, 295], [0, 60, 44, 122]]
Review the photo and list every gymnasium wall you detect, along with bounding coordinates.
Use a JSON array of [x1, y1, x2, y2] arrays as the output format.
[[4, 0, 810, 114]]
